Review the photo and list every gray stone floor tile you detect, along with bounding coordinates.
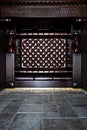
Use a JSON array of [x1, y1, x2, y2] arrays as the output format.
[[0, 114, 15, 130], [73, 107, 87, 117], [66, 97, 87, 107], [43, 104, 58, 112], [2, 100, 23, 114], [48, 95, 57, 104], [23, 95, 49, 104], [64, 91, 87, 97], [55, 98, 69, 106], [48, 95, 69, 106], [53, 94, 65, 100], [42, 112, 60, 118], [7, 92, 26, 100], [40, 95, 49, 104], [42, 118, 86, 130], [0, 94, 11, 100], [58, 105, 78, 117], [0, 106, 6, 113], [0, 100, 11, 107], [8, 113, 42, 130], [18, 104, 43, 112], [80, 118, 87, 129], [52, 92, 64, 96]]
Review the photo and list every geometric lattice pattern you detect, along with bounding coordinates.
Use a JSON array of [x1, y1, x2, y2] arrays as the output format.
[[21, 38, 66, 70]]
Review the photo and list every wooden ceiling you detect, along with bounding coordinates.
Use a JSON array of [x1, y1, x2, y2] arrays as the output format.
[[0, 0, 87, 5]]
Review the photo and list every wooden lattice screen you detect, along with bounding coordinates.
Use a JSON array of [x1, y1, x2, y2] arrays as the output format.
[[21, 38, 66, 70]]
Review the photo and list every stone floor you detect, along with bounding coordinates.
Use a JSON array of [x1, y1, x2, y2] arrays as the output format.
[[0, 88, 87, 130]]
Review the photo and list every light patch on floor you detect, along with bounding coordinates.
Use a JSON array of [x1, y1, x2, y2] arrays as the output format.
[[5, 87, 83, 92]]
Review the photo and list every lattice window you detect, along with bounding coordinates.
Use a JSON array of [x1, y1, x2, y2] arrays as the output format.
[[21, 38, 66, 70]]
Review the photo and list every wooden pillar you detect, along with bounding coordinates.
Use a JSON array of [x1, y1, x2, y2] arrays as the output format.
[[6, 53, 14, 87]]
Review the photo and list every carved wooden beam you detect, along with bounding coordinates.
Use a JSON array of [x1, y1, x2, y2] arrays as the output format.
[[0, 0, 87, 18], [1, 5, 87, 18]]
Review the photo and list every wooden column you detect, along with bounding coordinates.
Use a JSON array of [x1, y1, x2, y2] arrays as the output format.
[[73, 53, 81, 87], [6, 53, 14, 87]]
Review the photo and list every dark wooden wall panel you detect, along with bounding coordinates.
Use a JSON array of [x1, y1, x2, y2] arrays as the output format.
[[82, 53, 87, 91], [0, 29, 6, 90], [80, 23, 87, 53], [0, 53, 5, 89], [79, 23, 87, 91]]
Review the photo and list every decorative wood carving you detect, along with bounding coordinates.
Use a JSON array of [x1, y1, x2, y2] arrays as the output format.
[[1, 5, 87, 17]]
